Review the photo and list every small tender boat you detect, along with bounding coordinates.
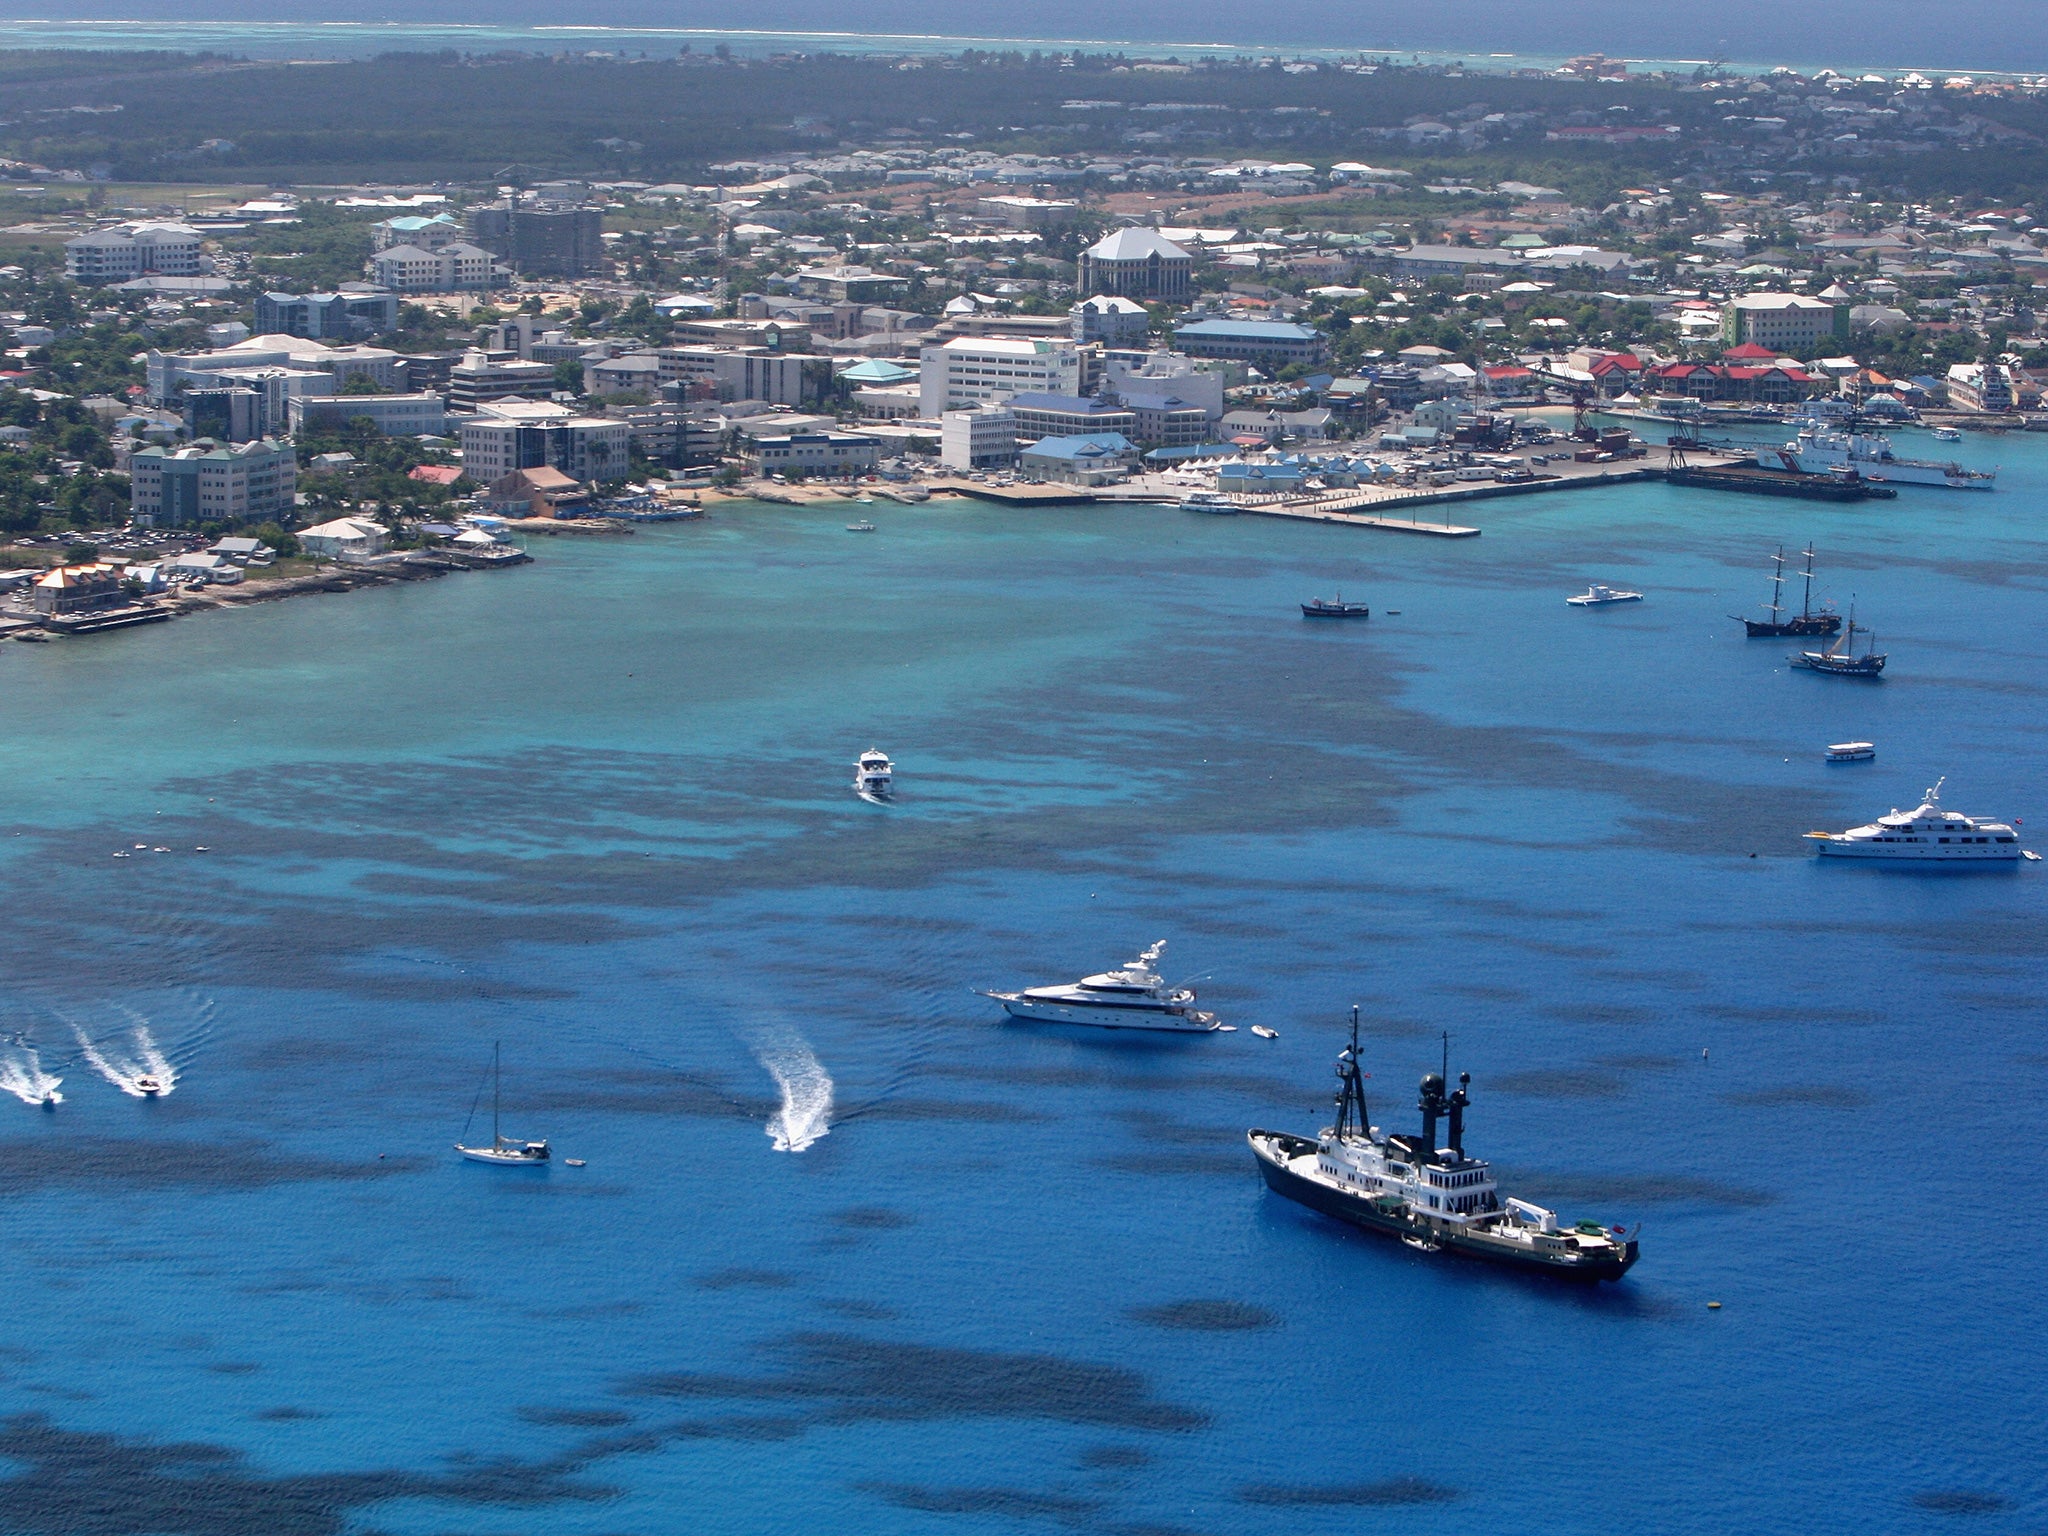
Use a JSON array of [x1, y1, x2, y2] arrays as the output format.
[[853, 748, 893, 801], [565, 1158, 587, 1167], [1826, 741, 1876, 762], [455, 1043, 550, 1166], [1251, 1025, 1279, 1040], [134, 1076, 163, 1097], [1567, 583, 1643, 606], [846, 519, 876, 533], [1301, 594, 1370, 619]]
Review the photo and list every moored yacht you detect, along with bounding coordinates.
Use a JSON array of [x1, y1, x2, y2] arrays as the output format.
[[1249, 1009, 1638, 1282], [1759, 424, 1994, 490], [853, 748, 893, 801], [981, 941, 1223, 1032], [1179, 490, 1238, 514], [1567, 583, 1643, 606], [1805, 777, 2026, 860], [455, 1043, 551, 1165]]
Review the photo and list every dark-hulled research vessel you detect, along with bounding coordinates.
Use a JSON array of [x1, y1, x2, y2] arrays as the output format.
[[1248, 1010, 1639, 1281]]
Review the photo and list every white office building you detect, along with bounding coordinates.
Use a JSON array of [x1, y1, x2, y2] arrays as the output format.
[[367, 241, 496, 292], [457, 400, 632, 484], [64, 223, 207, 283], [940, 405, 1019, 470], [918, 336, 1089, 419]]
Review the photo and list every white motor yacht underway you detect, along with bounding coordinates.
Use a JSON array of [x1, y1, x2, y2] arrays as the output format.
[[982, 941, 1224, 1032], [1805, 778, 2026, 861], [853, 748, 893, 801]]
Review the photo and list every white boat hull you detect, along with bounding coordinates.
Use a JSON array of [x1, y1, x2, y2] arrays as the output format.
[[1814, 840, 2020, 861], [993, 995, 1221, 1032]]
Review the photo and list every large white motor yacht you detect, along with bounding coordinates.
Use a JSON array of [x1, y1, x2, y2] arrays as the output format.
[[982, 941, 1224, 1031], [1805, 778, 2026, 861]]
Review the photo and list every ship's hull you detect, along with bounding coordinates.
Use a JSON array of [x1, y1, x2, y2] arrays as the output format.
[[995, 995, 1219, 1032], [1742, 615, 1840, 637], [1814, 839, 2020, 861], [1301, 604, 1369, 619], [1760, 449, 1994, 489], [1791, 654, 1885, 676], [1248, 1133, 1638, 1282]]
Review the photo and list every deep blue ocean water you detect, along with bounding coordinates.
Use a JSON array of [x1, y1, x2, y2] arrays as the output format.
[[0, 429, 2043, 1534], [1, 4, 2045, 76]]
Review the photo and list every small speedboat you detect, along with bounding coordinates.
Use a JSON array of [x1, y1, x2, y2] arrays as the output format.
[[1251, 1025, 1279, 1040], [1826, 741, 1876, 762], [134, 1076, 163, 1097], [1301, 595, 1370, 619], [1933, 426, 1962, 442], [846, 519, 876, 533], [1566, 584, 1643, 606]]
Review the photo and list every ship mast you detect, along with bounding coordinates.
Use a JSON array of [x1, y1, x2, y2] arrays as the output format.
[[1332, 1005, 1371, 1140], [1768, 544, 1785, 621], [1800, 543, 1817, 621]]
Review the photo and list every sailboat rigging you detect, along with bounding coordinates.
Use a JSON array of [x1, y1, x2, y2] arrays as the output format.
[[455, 1042, 550, 1165], [1734, 543, 1840, 637]]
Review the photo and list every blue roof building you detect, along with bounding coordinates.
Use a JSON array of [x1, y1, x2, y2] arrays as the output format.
[[1172, 318, 1327, 369], [1018, 432, 1139, 485]]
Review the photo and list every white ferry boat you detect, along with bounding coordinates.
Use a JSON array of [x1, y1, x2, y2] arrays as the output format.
[[1178, 490, 1238, 514], [1758, 425, 1994, 490], [981, 941, 1223, 1032], [1825, 741, 1876, 763], [853, 748, 893, 801], [1805, 778, 2024, 860], [1566, 583, 1643, 606]]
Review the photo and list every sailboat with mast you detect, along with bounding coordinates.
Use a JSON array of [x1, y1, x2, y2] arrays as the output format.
[[1734, 544, 1840, 637], [455, 1043, 551, 1165], [1790, 600, 1886, 677]]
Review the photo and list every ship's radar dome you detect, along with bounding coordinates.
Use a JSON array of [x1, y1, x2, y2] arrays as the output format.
[[1421, 1073, 1445, 1095]]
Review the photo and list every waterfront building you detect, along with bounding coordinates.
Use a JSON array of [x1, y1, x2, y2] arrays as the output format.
[[456, 401, 632, 484], [1721, 293, 1849, 351], [1945, 362, 2014, 413], [918, 336, 1090, 419], [1076, 228, 1193, 301], [939, 405, 1018, 471], [298, 516, 390, 561], [745, 431, 881, 477], [128, 438, 297, 527], [1005, 392, 1138, 443], [1017, 432, 1138, 485], [32, 563, 124, 615]]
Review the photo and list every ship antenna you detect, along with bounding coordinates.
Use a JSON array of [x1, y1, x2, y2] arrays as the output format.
[[1441, 1030, 1449, 1083]]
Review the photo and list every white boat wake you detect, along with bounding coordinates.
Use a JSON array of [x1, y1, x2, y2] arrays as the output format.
[[71, 1020, 176, 1098], [757, 1034, 833, 1153], [0, 1044, 61, 1106]]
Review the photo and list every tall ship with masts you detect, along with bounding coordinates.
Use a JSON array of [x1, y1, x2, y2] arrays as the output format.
[[1248, 1010, 1639, 1282], [1789, 602, 1886, 677], [1734, 544, 1840, 637]]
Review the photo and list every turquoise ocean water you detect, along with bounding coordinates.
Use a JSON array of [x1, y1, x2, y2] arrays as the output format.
[[0, 430, 2042, 1532]]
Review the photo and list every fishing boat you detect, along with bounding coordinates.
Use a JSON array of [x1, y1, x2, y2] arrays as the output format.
[[455, 1043, 550, 1165], [1301, 594, 1370, 619], [1734, 544, 1840, 637], [1790, 604, 1885, 677], [1248, 1009, 1638, 1282], [846, 519, 877, 533], [1826, 741, 1876, 762], [1566, 583, 1642, 607]]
